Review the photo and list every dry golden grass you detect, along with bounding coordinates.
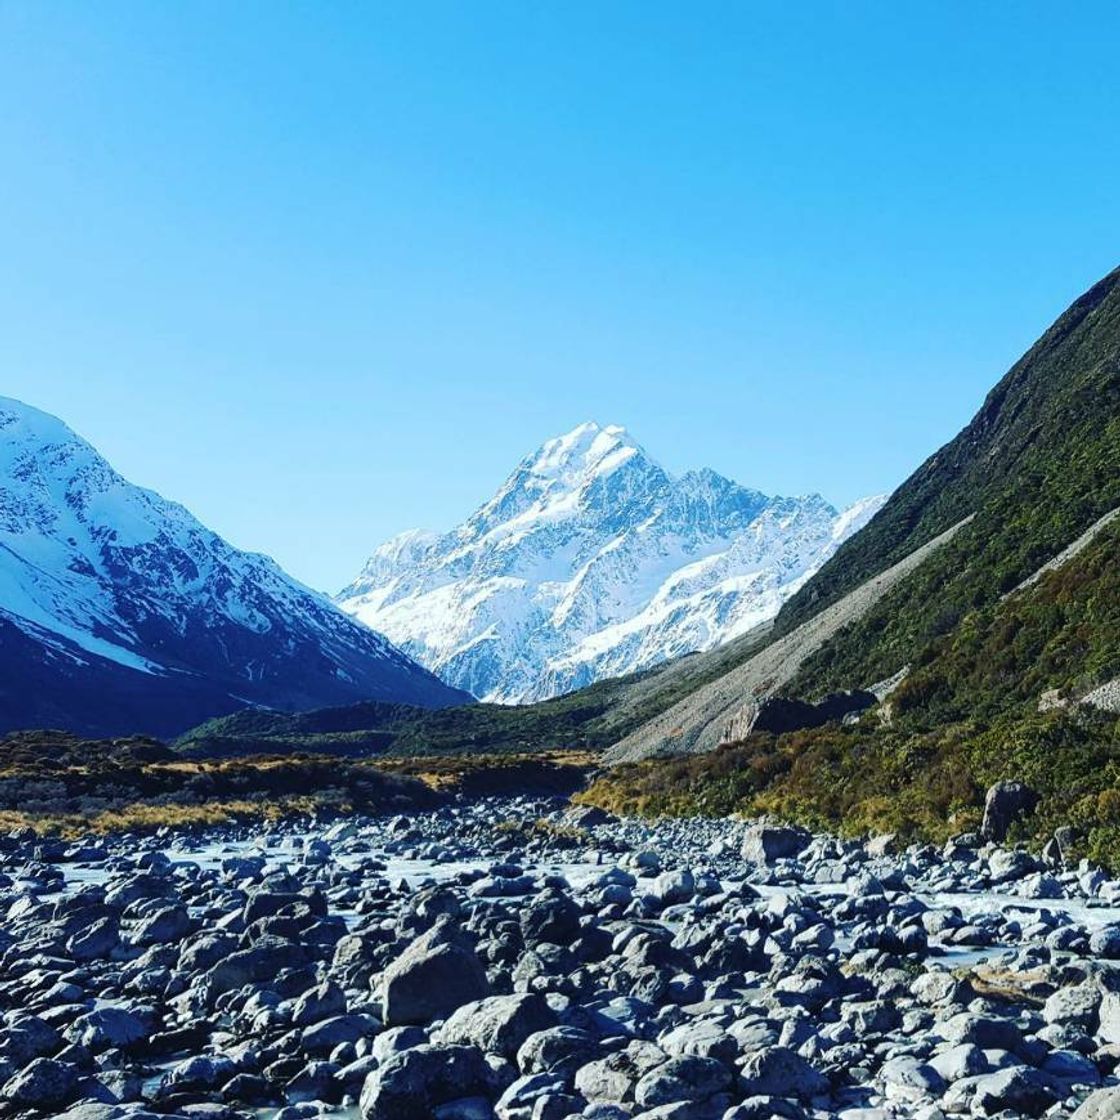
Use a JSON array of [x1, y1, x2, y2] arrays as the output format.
[[0, 744, 596, 837], [0, 795, 351, 838], [374, 750, 597, 791]]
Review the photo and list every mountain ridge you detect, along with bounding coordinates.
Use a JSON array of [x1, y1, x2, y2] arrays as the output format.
[[578, 264, 1120, 865], [0, 396, 469, 737], [338, 421, 885, 702]]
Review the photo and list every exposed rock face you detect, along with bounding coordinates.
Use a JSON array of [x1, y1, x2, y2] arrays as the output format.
[[981, 781, 1040, 841], [721, 689, 877, 743], [1083, 677, 1120, 714]]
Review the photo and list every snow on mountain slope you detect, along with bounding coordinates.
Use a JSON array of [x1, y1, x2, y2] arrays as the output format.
[[0, 396, 469, 737], [338, 422, 887, 702]]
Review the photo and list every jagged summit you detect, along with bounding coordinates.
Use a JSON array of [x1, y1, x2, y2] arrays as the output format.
[[0, 396, 470, 737], [338, 423, 886, 702]]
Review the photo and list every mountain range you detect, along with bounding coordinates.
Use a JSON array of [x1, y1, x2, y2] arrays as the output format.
[[0, 397, 469, 737], [337, 422, 884, 702]]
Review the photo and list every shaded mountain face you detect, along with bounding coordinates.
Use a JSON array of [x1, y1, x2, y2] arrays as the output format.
[[338, 422, 885, 702], [0, 397, 470, 738]]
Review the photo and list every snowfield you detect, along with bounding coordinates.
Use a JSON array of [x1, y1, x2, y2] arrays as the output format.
[[338, 422, 886, 702]]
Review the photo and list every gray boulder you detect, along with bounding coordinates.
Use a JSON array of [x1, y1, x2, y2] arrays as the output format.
[[972, 1066, 1058, 1117], [133, 904, 192, 945], [291, 980, 347, 1027], [981, 781, 1038, 841], [878, 1056, 945, 1102], [67, 916, 119, 961], [929, 1044, 988, 1082], [1090, 926, 1120, 960], [519, 890, 581, 945], [738, 1047, 827, 1100], [1096, 990, 1120, 1043], [1, 1015, 60, 1064], [648, 869, 695, 907], [741, 825, 809, 865], [658, 1020, 739, 1064], [1042, 983, 1100, 1029], [302, 1013, 380, 1055], [65, 1008, 149, 1051], [206, 935, 312, 995], [634, 1055, 731, 1108], [163, 1054, 237, 1091], [359, 1044, 492, 1120], [381, 919, 490, 1026], [517, 1027, 599, 1077], [1072, 1085, 1120, 1120], [1, 1058, 77, 1109], [575, 1040, 667, 1103], [494, 1072, 568, 1119], [438, 995, 556, 1058]]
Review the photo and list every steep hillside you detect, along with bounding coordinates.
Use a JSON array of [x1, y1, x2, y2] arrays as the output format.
[[886, 509, 1120, 728], [778, 266, 1120, 692], [0, 397, 469, 737], [584, 515, 1120, 863], [339, 421, 883, 702]]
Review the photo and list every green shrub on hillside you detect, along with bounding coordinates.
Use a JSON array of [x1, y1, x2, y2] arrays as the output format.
[[780, 268, 1120, 700]]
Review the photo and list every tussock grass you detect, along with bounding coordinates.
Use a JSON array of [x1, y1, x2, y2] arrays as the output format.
[[0, 733, 596, 837]]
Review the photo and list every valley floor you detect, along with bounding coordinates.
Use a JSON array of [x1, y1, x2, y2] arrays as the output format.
[[1, 796, 1120, 1119]]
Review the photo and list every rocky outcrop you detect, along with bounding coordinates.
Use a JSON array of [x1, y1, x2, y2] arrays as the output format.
[[981, 781, 1040, 841], [721, 689, 877, 743], [1082, 677, 1120, 715]]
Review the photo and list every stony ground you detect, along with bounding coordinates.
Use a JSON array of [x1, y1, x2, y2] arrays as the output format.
[[1, 798, 1120, 1120]]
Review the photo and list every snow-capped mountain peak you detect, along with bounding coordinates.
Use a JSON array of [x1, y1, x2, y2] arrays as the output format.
[[0, 396, 469, 736], [338, 423, 888, 703], [462, 421, 661, 544]]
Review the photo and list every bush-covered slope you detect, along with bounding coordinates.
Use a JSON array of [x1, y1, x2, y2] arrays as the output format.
[[887, 515, 1120, 728], [584, 268, 1120, 864], [584, 518, 1120, 864], [779, 266, 1120, 691], [176, 623, 777, 759]]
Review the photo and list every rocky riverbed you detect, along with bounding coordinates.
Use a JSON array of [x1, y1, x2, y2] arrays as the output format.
[[3, 798, 1120, 1120]]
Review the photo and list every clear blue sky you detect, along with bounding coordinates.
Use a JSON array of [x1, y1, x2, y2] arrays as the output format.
[[2, 3, 1117, 592]]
